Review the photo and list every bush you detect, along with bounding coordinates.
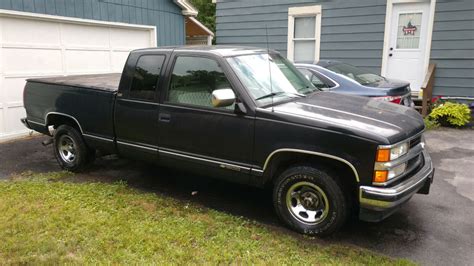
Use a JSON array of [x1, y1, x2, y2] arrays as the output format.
[[427, 102, 471, 127], [424, 117, 440, 130]]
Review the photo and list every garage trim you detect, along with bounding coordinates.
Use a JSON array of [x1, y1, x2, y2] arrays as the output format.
[[0, 9, 157, 46]]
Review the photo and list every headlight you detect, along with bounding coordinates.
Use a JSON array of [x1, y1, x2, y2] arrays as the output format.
[[373, 163, 407, 183], [388, 163, 406, 179], [373, 142, 409, 184], [375, 142, 409, 162], [390, 142, 409, 160]]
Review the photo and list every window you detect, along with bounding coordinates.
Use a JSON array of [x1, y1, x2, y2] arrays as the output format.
[[396, 12, 423, 49], [227, 53, 316, 106], [168, 56, 233, 109], [326, 62, 385, 86], [130, 55, 165, 101], [298, 68, 331, 90], [287, 5, 322, 63]]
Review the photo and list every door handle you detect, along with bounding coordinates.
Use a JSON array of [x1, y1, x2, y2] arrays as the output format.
[[159, 113, 171, 123]]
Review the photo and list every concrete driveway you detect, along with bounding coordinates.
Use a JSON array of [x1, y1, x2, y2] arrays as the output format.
[[0, 128, 473, 265]]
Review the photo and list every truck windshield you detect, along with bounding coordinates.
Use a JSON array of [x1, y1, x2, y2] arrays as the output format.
[[227, 53, 317, 106], [325, 63, 385, 86]]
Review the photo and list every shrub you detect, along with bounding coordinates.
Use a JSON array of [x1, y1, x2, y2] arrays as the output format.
[[428, 102, 471, 127], [423, 117, 440, 130]]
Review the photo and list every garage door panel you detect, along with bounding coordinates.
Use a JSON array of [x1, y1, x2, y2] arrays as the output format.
[[0, 13, 155, 140], [2, 48, 63, 75], [111, 51, 132, 72], [4, 77, 27, 103], [61, 23, 110, 48], [110, 28, 151, 49], [5, 106, 26, 133], [65, 50, 111, 73], [0, 106, 3, 132], [2, 17, 61, 47]]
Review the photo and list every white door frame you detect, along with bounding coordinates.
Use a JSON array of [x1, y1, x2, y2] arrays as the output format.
[[381, 0, 436, 79]]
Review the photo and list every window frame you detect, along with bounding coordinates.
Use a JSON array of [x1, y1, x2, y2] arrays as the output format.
[[128, 54, 166, 102], [163, 54, 237, 113], [287, 5, 322, 63]]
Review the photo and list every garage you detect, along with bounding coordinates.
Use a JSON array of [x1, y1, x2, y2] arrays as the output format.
[[0, 10, 156, 140]]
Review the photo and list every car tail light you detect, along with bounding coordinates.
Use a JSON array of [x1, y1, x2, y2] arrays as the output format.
[[373, 96, 402, 104]]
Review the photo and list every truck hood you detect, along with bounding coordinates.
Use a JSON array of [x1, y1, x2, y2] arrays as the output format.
[[269, 92, 424, 143]]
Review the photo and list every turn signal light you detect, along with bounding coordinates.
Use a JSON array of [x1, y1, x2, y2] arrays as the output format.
[[376, 149, 390, 162], [373, 170, 389, 183]]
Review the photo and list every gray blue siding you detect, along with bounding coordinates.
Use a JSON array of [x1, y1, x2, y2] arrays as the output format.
[[0, 0, 185, 46], [216, 0, 387, 74], [217, 0, 474, 97], [430, 0, 474, 97]]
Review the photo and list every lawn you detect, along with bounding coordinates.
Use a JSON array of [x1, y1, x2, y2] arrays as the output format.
[[0, 171, 412, 265]]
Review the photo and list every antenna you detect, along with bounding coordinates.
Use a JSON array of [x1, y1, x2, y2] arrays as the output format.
[[265, 24, 274, 112]]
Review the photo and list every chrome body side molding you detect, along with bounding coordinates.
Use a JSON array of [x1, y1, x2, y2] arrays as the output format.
[[159, 149, 251, 173], [83, 134, 114, 142], [263, 148, 360, 183], [116, 140, 157, 152]]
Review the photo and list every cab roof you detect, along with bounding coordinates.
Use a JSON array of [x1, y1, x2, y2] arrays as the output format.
[[132, 45, 274, 57]]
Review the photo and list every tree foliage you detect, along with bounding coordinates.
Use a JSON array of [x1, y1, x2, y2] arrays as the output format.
[[190, 0, 216, 34]]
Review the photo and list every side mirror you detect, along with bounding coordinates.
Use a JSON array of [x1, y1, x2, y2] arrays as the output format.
[[211, 88, 236, 108]]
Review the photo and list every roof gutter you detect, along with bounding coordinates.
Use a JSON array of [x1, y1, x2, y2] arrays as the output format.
[[174, 0, 199, 16]]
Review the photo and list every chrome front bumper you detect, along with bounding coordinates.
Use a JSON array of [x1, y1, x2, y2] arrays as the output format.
[[359, 150, 434, 222]]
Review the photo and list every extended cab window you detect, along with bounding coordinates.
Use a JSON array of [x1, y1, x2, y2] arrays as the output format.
[[130, 55, 165, 101], [168, 56, 233, 109]]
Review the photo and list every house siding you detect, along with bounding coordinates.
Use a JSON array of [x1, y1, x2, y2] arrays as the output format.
[[430, 0, 474, 97], [0, 0, 185, 46], [217, 0, 474, 97], [216, 0, 387, 74]]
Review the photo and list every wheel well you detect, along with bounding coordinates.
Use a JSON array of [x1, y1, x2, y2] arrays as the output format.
[[46, 114, 82, 133], [265, 152, 359, 206]]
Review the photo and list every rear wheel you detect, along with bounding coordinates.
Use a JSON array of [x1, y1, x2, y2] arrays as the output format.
[[273, 165, 348, 236], [53, 125, 93, 172]]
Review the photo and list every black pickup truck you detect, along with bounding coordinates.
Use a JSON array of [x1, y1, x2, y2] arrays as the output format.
[[22, 46, 434, 236]]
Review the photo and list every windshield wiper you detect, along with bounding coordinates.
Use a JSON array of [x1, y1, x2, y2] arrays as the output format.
[[255, 91, 304, 101]]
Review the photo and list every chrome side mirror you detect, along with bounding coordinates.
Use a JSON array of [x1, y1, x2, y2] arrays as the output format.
[[211, 88, 236, 108]]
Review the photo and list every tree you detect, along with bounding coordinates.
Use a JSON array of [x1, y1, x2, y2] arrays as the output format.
[[190, 0, 216, 35]]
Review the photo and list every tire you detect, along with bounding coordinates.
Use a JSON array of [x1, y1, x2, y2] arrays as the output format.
[[273, 165, 348, 236], [53, 125, 93, 172]]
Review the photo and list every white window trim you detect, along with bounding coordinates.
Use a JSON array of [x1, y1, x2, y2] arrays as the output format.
[[287, 5, 322, 63]]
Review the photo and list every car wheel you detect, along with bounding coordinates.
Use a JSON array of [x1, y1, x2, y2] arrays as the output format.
[[53, 125, 93, 172], [273, 165, 347, 236]]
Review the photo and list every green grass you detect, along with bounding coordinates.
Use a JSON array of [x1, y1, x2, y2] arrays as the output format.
[[0, 172, 413, 265]]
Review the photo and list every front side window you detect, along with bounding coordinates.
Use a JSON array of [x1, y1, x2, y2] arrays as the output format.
[[227, 53, 316, 106], [168, 56, 233, 109], [288, 5, 322, 63], [130, 55, 165, 101]]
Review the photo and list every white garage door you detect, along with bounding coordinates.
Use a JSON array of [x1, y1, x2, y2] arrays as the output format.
[[0, 10, 156, 141]]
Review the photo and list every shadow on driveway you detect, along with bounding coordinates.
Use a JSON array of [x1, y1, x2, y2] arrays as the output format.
[[1, 131, 473, 265]]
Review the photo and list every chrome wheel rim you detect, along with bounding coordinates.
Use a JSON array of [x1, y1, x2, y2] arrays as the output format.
[[286, 181, 329, 225], [58, 135, 76, 163]]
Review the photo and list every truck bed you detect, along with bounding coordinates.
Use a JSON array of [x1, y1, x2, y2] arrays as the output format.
[[28, 73, 121, 92]]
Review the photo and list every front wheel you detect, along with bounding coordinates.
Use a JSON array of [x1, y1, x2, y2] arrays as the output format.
[[273, 165, 348, 236], [53, 125, 93, 172]]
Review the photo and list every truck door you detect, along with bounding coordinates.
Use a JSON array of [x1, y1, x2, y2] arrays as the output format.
[[157, 54, 255, 181], [114, 54, 167, 161]]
